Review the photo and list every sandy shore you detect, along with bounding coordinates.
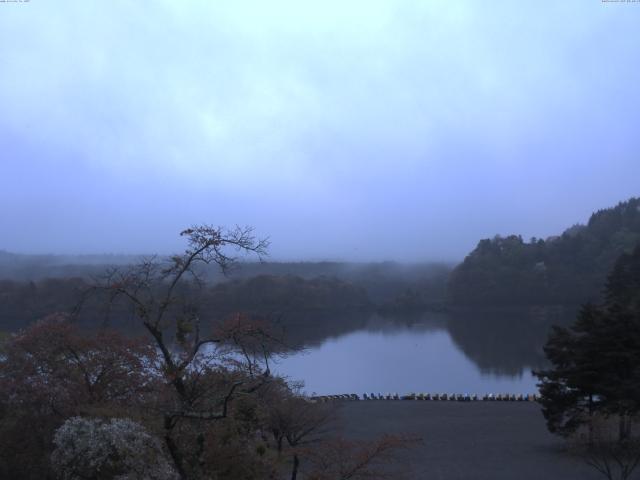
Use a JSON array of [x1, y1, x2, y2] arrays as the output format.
[[336, 401, 601, 479]]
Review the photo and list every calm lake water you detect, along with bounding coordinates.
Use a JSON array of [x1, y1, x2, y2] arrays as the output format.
[[1, 302, 574, 397], [272, 309, 574, 396]]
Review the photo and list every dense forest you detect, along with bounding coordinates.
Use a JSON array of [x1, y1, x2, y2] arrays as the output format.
[[448, 198, 640, 306]]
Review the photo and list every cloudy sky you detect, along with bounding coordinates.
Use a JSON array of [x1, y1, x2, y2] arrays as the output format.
[[1, 0, 639, 261]]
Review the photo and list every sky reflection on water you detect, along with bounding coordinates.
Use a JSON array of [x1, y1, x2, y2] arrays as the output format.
[[274, 321, 539, 396]]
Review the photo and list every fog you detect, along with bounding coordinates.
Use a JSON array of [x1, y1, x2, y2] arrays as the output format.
[[1, 1, 639, 261]]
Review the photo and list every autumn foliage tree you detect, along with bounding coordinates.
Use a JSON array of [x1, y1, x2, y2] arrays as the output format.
[[0, 314, 158, 479]]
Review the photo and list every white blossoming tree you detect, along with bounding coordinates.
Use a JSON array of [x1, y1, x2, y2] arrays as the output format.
[[51, 417, 178, 480]]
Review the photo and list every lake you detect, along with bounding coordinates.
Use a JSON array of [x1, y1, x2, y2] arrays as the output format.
[[0, 300, 575, 398], [272, 308, 575, 396]]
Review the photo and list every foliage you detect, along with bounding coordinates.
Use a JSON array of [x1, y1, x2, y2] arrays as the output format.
[[0, 313, 157, 414], [534, 245, 640, 440], [51, 417, 178, 480], [0, 315, 158, 479], [449, 197, 640, 305]]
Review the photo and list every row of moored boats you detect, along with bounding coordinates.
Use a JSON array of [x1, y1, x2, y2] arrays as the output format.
[[310, 393, 541, 402]]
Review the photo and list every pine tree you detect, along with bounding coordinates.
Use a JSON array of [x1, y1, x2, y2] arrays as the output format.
[[535, 245, 640, 441]]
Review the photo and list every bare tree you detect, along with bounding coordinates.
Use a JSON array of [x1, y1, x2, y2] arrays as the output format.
[[573, 415, 640, 480], [584, 438, 640, 480], [264, 386, 336, 480], [83, 225, 284, 478], [302, 433, 421, 480]]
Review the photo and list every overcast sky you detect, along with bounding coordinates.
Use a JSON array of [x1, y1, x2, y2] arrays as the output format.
[[1, 1, 639, 261]]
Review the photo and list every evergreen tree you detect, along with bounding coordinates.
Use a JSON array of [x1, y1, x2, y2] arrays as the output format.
[[535, 245, 640, 441]]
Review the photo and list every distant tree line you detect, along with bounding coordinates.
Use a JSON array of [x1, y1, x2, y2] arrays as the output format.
[[0, 275, 372, 334], [0, 268, 453, 337], [448, 198, 640, 306], [0, 251, 452, 308], [203, 274, 371, 314]]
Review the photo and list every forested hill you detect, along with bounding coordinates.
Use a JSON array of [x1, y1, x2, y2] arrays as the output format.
[[448, 197, 640, 306]]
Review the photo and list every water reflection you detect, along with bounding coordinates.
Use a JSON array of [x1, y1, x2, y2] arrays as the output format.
[[447, 307, 576, 375], [273, 308, 577, 395]]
